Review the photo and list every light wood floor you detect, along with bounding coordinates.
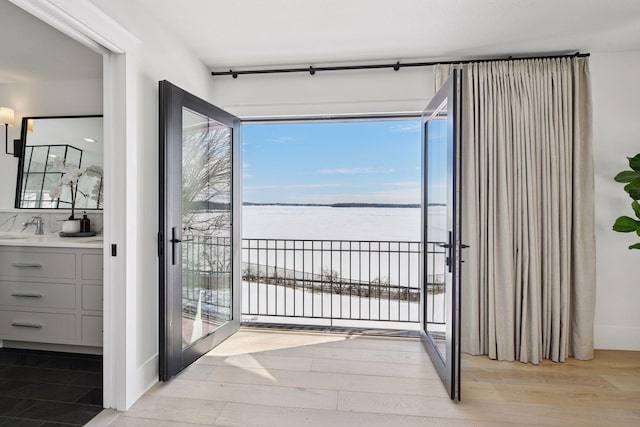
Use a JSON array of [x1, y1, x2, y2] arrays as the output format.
[[107, 329, 640, 426]]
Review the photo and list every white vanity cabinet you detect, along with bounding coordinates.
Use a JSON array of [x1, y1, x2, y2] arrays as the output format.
[[0, 245, 103, 349]]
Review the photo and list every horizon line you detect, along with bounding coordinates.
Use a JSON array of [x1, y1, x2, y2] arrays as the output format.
[[243, 202, 440, 208]]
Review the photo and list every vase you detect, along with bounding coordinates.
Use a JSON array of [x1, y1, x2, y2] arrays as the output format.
[[62, 219, 81, 233]]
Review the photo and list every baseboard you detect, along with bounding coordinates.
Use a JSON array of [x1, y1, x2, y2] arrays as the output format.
[[85, 409, 120, 427], [594, 325, 640, 350], [126, 352, 158, 410]]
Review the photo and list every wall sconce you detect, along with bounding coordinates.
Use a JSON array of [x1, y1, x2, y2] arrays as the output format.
[[1, 106, 15, 155]]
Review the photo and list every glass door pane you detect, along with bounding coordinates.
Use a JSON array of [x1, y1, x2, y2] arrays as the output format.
[[425, 100, 449, 361], [181, 107, 232, 348]]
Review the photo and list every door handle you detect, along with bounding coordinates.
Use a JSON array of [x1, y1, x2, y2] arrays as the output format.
[[446, 231, 453, 272], [442, 237, 470, 272], [170, 226, 182, 265]]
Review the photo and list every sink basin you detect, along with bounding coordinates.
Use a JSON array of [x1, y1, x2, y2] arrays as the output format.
[[0, 234, 32, 240]]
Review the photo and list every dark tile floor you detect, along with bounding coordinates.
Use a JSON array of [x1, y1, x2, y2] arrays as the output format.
[[0, 348, 103, 426]]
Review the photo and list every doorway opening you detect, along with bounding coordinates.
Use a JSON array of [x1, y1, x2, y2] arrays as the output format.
[[157, 77, 462, 400], [0, 1, 106, 423], [240, 119, 434, 332]]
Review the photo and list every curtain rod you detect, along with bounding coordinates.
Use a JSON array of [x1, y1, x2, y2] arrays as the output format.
[[211, 52, 590, 78]]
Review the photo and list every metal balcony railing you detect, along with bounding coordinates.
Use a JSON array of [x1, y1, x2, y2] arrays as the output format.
[[180, 236, 447, 328], [242, 239, 446, 326]]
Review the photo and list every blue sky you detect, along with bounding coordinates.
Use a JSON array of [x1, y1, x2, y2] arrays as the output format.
[[242, 120, 422, 204]]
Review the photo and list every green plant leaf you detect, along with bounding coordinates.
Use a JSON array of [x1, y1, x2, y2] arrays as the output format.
[[624, 178, 640, 200], [613, 216, 640, 232], [629, 243, 640, 250], [615, 170, 640, 183], [629, 154, 640, 172], [634, 201, 640, 219]]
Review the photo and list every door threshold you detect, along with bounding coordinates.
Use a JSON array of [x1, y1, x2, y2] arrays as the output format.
[[240, 322, 421, 338]]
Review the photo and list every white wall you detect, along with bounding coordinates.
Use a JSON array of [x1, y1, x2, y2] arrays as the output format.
[[590, 51, 640, 350], [88, 0, 217, 409], [0, 79, 103, 209], [210, 66, 433, 118]]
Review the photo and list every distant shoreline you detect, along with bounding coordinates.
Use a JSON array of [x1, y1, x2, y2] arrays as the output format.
[[243, 202, 443, 208]]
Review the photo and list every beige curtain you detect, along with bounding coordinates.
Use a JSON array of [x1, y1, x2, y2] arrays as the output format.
[[435, 58, 595, 363]]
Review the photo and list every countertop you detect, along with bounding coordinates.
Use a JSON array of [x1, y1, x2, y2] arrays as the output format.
[[0, 232, 104, 249]]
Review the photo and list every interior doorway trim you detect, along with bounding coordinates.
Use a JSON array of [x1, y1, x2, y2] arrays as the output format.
[[8, 0, 140, 411]]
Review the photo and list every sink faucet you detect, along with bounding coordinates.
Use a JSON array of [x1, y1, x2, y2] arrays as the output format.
[[22, 216, 44, 235]]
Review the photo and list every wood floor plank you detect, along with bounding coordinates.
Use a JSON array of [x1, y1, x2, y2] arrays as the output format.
[[176, 363, 221, 381], [204, 365, 447, 397], [460, 381, 504, 401], [256, 344, 431, 365], [110, 416, 210, 427], [338, 390, 640, 426], [311, 357, 439, 379], [121, 395, 224, 425], [492, 382, 640, 409], [462, 353, 640, 377], [313, 336, 426, 353], [205, 331, 346, 357], [463, 366, 619, 388], [153, 378, 338, 411], [338, 390, 459, 418], [213, 402, 524, 427], [602, 374, 640, 391], [199, 353, 313, 372]]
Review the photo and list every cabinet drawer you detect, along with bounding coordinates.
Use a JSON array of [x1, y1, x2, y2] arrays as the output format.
[[0, 251, 76, 280], [0, 310, 76, 343], [82, 254, 103, 280], [81, 315, 102, 346], [0, 281, 76, 310], [82, 284, 102, 311]]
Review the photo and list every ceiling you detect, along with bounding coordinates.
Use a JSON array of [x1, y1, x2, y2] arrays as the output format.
[[3, 0, 639, 83], [0, 0, 102, 84], [133, 0, 640, 70]]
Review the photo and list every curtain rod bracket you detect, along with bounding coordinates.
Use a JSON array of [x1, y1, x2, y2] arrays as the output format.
[[309, 66, 315, 75], [393, 61, 400, 71]]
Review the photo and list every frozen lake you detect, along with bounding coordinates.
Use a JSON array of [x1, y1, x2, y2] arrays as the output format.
[[243, 205, 447, 241]]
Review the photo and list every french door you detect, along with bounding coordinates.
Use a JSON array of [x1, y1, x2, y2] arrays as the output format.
[[421, 71, 463, 400], [159, 80, 241, 381]]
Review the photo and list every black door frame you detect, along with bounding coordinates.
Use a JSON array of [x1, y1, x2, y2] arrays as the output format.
[[420, 71, 463, 401], [159, 80, 241, 381]]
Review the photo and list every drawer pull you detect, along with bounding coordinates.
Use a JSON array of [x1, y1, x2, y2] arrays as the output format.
[[11, 292, 43, 298], [10, 263, 43, 268], [11, 322, 43, 329]]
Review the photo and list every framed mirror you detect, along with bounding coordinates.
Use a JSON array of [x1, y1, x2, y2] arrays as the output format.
[[15, 115, 103, 210]]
